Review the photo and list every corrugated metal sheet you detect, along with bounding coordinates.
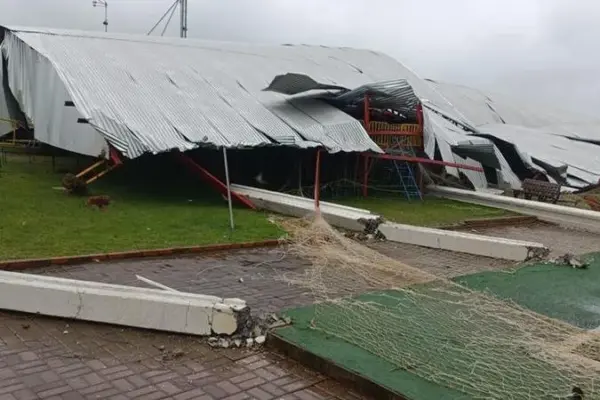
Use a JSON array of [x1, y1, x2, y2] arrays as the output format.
[[475, 124, 600, 184], [423, 80, 600, 187], [0, 64, 13, 136], [1, 26, 431, 157]]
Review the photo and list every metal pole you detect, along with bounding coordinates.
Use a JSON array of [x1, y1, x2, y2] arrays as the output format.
[[179, 0, 188, 38], [136, 275, 179, 292], [104, 2, 108, 32], [362, 93, 371, 197], [92, 0, 108, 32], [314, 149, 322, 214], [223, 147, 235, 230]]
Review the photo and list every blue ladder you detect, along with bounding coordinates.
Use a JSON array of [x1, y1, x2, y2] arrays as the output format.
[[393, 161, 422, 200]]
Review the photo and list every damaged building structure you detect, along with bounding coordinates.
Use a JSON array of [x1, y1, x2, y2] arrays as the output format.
[[1, 25, 599, 195]]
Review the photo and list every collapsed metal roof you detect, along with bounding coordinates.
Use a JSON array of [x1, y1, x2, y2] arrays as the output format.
[[0, 26, 415, 157], [427, 80, 600, 188], [267, 73, 600, 189], [0, 26, 597, 189]]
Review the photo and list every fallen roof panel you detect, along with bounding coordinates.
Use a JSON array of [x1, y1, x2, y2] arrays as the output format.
[[1, 26, 447, 157], [475, 124, 600, 184], [421, 80, 600, 187]]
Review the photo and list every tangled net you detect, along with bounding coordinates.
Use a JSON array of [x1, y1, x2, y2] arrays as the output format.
[[278, 216, 600, 399]]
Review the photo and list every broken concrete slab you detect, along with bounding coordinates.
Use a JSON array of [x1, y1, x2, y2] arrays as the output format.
[[378, 222, 548, 261], [230, 184, 381, 232], [0, 270, 247, 336]]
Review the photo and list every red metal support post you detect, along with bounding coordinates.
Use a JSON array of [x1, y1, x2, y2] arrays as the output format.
[[108, 145, 123, 166], [368, 153, 484, 172], [174, 152, 256, 209], [416, 102, 425, 193], [416, 102, 423, 128]]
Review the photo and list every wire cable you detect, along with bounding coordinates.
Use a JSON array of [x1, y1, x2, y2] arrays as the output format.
[[147, 0, 179, 36], [160, 1, 179, 36]]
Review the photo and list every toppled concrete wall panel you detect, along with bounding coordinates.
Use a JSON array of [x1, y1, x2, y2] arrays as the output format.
[[0, 270, 247, 336], [429, 185, 600, 234], [378, 222, 548, 261], [231, 184, 381, 232]]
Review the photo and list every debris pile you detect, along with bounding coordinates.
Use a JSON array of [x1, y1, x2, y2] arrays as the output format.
[[548, 253, 589, 269], [208, 313, 291, 349]]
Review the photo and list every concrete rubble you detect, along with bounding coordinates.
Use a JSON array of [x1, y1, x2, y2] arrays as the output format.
[[208, 313, 291, 349], [547, 253, 589, 269]]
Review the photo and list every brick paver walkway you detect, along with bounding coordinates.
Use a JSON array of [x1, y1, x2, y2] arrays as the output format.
[[0, 248, 367, 400], [0, 310, 362, 400]]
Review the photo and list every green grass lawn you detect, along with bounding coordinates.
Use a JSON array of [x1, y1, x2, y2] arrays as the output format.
[[0, 155, 282, 260], [337, 196, 512, 227]]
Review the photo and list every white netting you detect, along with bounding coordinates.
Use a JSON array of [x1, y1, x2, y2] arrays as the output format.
[[278, 216, 600, 399]]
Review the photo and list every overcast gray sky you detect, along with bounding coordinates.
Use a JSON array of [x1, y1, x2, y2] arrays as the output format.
[[1, 0, 599, 115]]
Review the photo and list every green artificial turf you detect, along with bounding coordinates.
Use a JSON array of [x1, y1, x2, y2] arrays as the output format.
[[0, 155, 282, 260], [277, 297, 470, 400], [275, 254, 600, 399], [456, 253, 600, 330]]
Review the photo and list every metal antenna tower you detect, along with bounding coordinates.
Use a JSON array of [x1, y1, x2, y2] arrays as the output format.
[[147, 0, 187, 38], [179, 0, 188, 38], [92, 0, 108, 32]]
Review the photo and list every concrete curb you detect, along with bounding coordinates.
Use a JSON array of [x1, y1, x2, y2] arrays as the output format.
[[0, 239, 283, 271], [268, 331, 406, 400]]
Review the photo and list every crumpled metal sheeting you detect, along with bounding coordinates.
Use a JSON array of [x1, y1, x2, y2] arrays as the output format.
[[427, 80, 600, 141], [476, 124, 600, 185], [263, 76, 416, 153], [263, 73, 347, 95], [329, 79, 420, 120], [426, 80, 581, 128], [422, 109, 487, 183], [421, 80, 600, 187], [331, 50, 467, 122], [287, 97, 384, 153], [451, 143, 500, 169], [539, 123, 600, 145], [1, 27, 415, 157]]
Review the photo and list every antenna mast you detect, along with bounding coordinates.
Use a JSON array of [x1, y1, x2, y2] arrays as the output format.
[[179, 0, 188, 38], [92, 0, 108, 32], [147, 0, 188, 38]]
